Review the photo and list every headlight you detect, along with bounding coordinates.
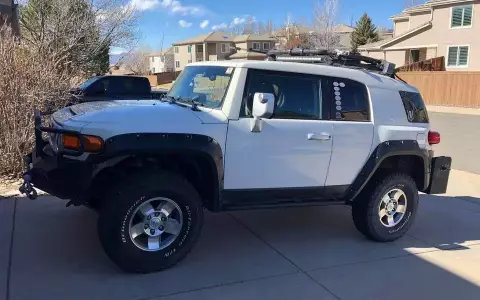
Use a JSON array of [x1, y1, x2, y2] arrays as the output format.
[[62, 134, 104, 153]]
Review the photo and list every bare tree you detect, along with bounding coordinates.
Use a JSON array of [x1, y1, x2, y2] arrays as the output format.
[[162, 51, 175, 72], [19, 0, 140, 75], [0, 24, 75, 176], [122, 46, 152, 75], [309, 0, 340, 50]]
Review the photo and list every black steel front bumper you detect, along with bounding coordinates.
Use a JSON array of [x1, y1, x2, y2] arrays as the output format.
[[21, 110, 93, 200]]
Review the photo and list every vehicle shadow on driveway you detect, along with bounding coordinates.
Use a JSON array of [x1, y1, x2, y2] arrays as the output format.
[[2, 194, 480, 300]]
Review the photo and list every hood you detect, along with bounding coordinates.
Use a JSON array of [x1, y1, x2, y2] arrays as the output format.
[[53, 100, 204, 126]]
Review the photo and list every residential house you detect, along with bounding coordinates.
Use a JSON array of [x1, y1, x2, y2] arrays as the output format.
[[359, 0, 480, 70], [172, 32, 235, 71], [272, 23, 392, 50], [147, 47, 174, 74], [229, 34, 276, 60], [0, 0, 19, 35]]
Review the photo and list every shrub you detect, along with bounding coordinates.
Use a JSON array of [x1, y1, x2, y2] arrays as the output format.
[[0, 25, 75, 177]]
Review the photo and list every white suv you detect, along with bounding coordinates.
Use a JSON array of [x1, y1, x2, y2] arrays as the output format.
[[20, 51, 452, 273]]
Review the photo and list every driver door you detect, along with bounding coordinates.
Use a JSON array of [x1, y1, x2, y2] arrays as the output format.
[[223, 69, 334, 205]]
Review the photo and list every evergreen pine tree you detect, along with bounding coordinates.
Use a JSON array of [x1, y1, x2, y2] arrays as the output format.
[[351, 13, 380, 52]]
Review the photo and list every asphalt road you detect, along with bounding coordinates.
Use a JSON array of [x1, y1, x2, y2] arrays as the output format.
[[429, 112, 480, 175]]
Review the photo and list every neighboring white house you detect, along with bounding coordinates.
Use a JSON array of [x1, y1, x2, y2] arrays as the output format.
[[148, 47, 174, 74]]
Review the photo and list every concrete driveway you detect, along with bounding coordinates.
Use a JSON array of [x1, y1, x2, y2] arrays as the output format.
[[1, 111, 480, 300]]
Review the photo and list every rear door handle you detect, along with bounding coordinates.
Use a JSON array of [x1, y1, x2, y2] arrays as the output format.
[[307, 133, 331, 141]]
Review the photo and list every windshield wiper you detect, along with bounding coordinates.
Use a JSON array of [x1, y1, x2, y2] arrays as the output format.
[[162, 95, 177, 104], [177, 96, 204, 111]]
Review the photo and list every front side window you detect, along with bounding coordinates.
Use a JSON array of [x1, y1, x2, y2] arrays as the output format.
[[263, 42, 270, 50], [447, 46, 469, 67], [174, 46, 179, 53], [188, 46, 191, 53], [252, 42, 260, 50], [241, 70, 323, 120], [175, 61, 180, 68], [451, 5, 473, 28], [167, 66, 235, 109]]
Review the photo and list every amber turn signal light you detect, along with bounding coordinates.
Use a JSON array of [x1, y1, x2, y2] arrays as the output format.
[[62, 134, 104, 152]]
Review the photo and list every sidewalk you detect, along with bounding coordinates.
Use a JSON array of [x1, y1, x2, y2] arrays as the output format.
[[427, 105, 480, 116]]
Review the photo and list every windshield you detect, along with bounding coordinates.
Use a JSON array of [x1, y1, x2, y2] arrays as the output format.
[[78, 77, 100, 90], [167, 66, 234, 109]]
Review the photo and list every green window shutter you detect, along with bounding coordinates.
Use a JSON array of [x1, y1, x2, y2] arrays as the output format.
[[451, 7, 463, 27], [463, 5, 473, 26], [188, 46, 191, 53], [447, 47, 459, 66], [458, 46, 469, 66]]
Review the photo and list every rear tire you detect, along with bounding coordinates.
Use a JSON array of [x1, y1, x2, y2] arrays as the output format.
[[352, 173, 418, 242], [97, 171, 204, 273]]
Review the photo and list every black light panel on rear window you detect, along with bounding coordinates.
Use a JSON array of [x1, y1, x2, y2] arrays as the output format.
[[399, 91, 429, 123]]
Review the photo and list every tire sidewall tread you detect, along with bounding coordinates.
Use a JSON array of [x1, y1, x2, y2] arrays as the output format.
[[353, 173, 418, 242], [98, 171, 204, 273]]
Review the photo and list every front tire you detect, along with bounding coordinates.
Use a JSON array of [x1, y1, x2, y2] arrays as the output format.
[[97, 171, 204, 273], [352, 173, 419, 242]]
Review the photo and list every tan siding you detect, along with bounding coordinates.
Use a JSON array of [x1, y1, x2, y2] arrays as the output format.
[[384, 2, 480, 70], [361, 51, 385, 60], [409, 12, 431, 28], [207, 43, 217, 60], [426, 47, 437, 59], [173, 45, 191, 71], [386, 50, 407, 67], [394, 20, 410, 36]]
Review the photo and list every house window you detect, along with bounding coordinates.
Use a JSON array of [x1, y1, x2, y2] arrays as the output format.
[[161, 56, 164, 62], [152, 68, 155, 73], [451, 5, 473, 28], [410, 49, 420, 63], [263, 42, 270, 50], [175, 61, 180, 68], [188, 46, 191, 53], [252, 42, 260, 50], [175, 47, 179, 53], [151, 57, 155, 62], [221, 43, 229, 53], [188, 59, 192, 63], [447, 46, 469, 67]]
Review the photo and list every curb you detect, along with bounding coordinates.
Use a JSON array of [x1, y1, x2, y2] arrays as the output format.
[[427, 105, 480, 116]]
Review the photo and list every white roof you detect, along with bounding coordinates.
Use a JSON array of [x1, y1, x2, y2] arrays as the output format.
[[189, 60, 418, 92]]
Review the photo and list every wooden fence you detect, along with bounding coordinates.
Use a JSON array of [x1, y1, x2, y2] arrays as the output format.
[[397, 71, 480, 108], [144, 71, 181, 86]]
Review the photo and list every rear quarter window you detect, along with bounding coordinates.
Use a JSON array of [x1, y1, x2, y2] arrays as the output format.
[[399, 91, 429, 123]]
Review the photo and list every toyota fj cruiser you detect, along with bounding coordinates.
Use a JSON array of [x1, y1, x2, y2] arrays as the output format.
[[20, 49, 452, 273]]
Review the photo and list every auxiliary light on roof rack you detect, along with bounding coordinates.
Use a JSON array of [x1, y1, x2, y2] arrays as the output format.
[[240, 47, 397, 78]]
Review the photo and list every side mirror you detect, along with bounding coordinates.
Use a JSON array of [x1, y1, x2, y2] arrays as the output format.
[[250, 93, 274, 133], [252, 93, 274, 118]]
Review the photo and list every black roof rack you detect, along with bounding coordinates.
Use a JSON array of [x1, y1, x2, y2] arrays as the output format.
[[242, 47, 396, 77]]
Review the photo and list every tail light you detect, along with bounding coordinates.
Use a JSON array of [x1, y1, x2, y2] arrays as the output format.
[[428, 131, 441, 145]]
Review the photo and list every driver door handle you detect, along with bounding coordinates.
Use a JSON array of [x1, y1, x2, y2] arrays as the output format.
[[307, 133, 331, 141]]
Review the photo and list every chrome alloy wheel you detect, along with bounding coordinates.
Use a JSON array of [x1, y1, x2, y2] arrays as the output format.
[[128, 197, 183, 252], [378, 189, 407, 228]]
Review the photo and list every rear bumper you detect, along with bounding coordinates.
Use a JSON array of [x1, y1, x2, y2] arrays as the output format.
[[425, 156, 452, 194]]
